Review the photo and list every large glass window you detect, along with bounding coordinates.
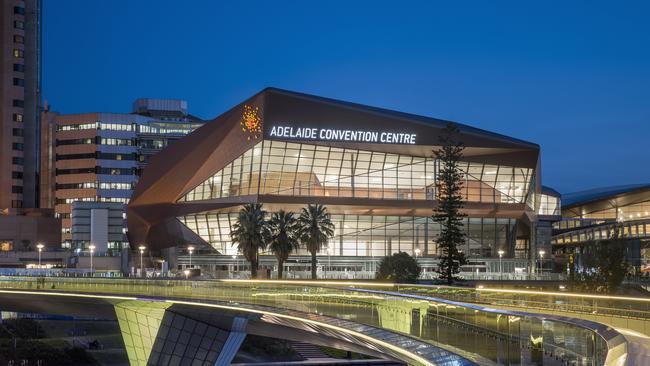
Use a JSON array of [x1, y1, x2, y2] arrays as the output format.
[[181, 141, 534, 204], [179, 212, 516, 258], [538, 194, 560, 215], [567, 199, 650, 221]]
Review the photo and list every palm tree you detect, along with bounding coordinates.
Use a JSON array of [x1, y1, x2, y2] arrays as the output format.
[[231, 203, 269, 278], [268, 210, 300, 279], [297, 204, 335, 280]]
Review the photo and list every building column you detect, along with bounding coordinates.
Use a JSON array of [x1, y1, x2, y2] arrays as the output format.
[[114, 301, 247, 366]]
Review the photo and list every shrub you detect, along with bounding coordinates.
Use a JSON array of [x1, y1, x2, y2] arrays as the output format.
[[376, 252, 421, 283]]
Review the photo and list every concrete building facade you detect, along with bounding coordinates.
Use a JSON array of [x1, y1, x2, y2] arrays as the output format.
[[40, 99, 205, 253], [0, 0, 61, 254], [0, 0, 41, 211]]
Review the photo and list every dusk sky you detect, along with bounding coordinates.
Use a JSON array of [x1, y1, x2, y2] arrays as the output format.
[[43, 1, 650, 194]]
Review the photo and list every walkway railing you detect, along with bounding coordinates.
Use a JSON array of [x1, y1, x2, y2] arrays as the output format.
[[0, 277, 627, 365], [378, 283, 650, 337]]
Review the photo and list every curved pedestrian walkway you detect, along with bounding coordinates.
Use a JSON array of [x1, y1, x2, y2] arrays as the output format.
[[0, 277, 630, 365]]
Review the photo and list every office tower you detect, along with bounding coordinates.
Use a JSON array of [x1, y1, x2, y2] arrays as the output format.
[[41, 99, 205, 252], [0, 0, 41, 211]]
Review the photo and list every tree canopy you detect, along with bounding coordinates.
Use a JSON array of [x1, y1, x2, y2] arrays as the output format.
[[376, 252, 422, 283], [231, 203, 269, 278], [268, 210, 300, 279]]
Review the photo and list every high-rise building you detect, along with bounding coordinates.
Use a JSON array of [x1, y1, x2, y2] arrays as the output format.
[[0, 1, 59, 253], [41, 99, 205, 252], [0, 0, 41, 211]]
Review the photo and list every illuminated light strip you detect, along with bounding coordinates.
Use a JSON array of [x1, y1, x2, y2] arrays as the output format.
[[220, 279, 397, 287], [475, 287, 650, 302], [223, 279, 649, 302], [0, 289, 435, 366], [0, 289, 138, 301], [250, 292, 386, 300]]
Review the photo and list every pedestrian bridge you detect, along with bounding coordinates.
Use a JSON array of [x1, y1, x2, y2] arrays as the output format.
[[0, 278, 629, 366]]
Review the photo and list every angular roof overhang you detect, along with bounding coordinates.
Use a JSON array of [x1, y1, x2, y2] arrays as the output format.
[[562, 184, 650, 217]]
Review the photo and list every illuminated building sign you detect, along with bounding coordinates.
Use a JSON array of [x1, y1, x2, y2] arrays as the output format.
[[268, 125, 417, 144], [240, 105, 262, 141]]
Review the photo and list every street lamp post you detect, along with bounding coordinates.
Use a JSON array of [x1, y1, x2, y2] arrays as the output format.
[[36, 243, 44, 269], [232, 254, 237, 275], [89, 244, 96, 276], [326, 247, 332, 279], [188, 245, 195, 269], [498, 249, 505, 280], [138, 245, 146, 278], [538, 250, 546, 277]]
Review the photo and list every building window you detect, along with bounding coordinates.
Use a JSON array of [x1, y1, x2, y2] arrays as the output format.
[[12, 172, 23, 179], [12, 128, 23, 136], [55, 168, 95, 175], [13, 63, 24, 72], [0, 241, 13, 252], [13, 49, 24, 58], [98, 182, 132, 190], [57, 122, 97, 131], [12, 186, 23, 194], [56, 138, 94, 146], [180, 212, 517, 258], [98, 123, 133, 131], [11, 200, 22, 208], [13, 35, 24, 44], [100, 138, 133, 146], [12, 143, 24, 151], [13, 78, 24, 87], [13, 113, 23, 122], [181, 140, 533, 204], [14, 20, 24, 29], [56, 152, 96, 161], [12, 157, 24, 165], [12, 99, 24, 108], [56, 182, 96, 190], [14, 6, 25, 15]]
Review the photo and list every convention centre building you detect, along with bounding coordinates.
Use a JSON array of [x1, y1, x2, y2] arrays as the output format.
[[127, 88, 560, 278]]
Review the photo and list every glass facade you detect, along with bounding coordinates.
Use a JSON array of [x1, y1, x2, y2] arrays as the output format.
[[538, 193, 560, 216], [552, 220, 650, 244], [181, 141, 533, 204], [565, 199, 650, 221], [176, 140, 534, 260], [178, 212, 517, 258]]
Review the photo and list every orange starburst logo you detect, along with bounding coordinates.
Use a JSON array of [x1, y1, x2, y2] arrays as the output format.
[[240, 105, 262, 141]]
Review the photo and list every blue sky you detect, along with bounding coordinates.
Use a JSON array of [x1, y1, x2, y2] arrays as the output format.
[[43, 1, 650, 193]]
